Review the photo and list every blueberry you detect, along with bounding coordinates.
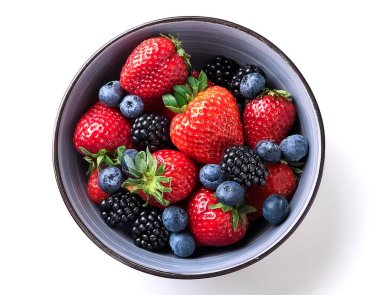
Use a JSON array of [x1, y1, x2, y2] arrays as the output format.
[[240, 72, 266, 98], [263, 195, 290, 225], [162, 206, 188, 232], [120, 95, 144, 119], [280, 134, 309, 161], [215, 181, 245, 206], [121, 149, 138, 175], [255, 140, 281, 163], [169, 232, 195, 258], [98, 81, 124, 107], [199, 164, 224, 190], [98, 167, 124, 193]]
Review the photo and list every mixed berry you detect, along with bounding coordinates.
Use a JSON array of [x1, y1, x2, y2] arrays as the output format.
[[73, 34, 309, 258]]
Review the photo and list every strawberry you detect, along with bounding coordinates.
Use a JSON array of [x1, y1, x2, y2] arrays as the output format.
[[187, 188, 254, 246], [246, 163, 296, 221], [87, 169, 109, 204], [73, 102, 132, 154], [243, 89, 296, 148], [120, 35, 190, 110], [163, 71, 244, 164], [122, 149, 197, 208]]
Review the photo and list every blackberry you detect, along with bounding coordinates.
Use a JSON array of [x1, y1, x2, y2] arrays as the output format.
[[229, 65, 266, 102], [221, 146, 268, 187], [131, 113, 169, 152], [99, 190, 143, 228], [132, 207, 170, 252], [202, 56, 239, 87]]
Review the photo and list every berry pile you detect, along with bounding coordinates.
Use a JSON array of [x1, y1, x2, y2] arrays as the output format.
[[73, 34, 309, 258]]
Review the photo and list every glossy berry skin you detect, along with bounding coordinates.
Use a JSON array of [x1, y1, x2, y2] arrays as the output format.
[[87, 169, 109, 204], [243, 94, 296, 148], [99, 81, 124, 107], [229, 64, 266, 102], [73, 102, 132, 154], [188, 188, 248, 246], [131, 113, 170, 152], [98, 167, 124, 193], [120, 37, 188, 109], [246, 163, 296, 221], [169, 232, 196, 258], [280, 134, 309, 161], [255, 140, 281, 163], [216, 181, 245, 206], [132, 208, 170, 252], [139, 150, 197, 208], [202, 56, 239, 88], [199, 164, 224, 190], [170, 86, 244, 164], [119, 95, 144, 119], [162, 206, 188, 232], [240, 73, 266, 98], [263, 195, 290, 225]]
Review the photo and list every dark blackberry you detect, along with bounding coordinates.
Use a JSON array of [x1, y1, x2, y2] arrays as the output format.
[[131, 113, 169, 152], [132, 208, 170, 252], [229, 65, 266, 102], [221, 146, 268, 187], [99, 190, 143, 228], [202, 56, 239, 87]]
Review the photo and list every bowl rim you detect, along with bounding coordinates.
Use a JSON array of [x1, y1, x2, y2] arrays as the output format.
[[53, 16, 325, 279]]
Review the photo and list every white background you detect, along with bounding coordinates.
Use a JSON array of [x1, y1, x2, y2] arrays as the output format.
[[1, 0, 379, 294]]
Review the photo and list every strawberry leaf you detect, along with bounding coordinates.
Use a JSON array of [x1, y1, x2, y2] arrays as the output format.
[[198, 70, 208, 92]]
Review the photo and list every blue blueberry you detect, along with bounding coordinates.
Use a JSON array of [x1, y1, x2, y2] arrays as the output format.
[[199, 164, 224, 190], [255, 140, 281, 163], [119, 95, 144, 119], [121, 149, 138, 175], [98, 81, 124, 107], [280, 134, 309, 161], [263, 195, 290, 225], [169, 232, 196, 258], [215, 181, 245, 206], [240, 72, 266, 98], [98, 167, 124, 193], [162, 206, 188, 232]]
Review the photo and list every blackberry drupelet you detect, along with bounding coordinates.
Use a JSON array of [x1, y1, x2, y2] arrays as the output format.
[[221, 146, 268, 187], [131, 113, 169, 152], [99, 190, 143, 227], [229, 65, 266, 102], [202, 56, 239, 87], [132, 207, 170, 252]]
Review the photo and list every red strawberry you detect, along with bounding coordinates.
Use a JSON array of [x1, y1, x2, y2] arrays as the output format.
[[243, 89, 296, 148], [188, 188, 254, 246], [123, 149, 197, 208], [120, 35, 189, 110], [87, 169, 109, 204], [246, 163, 296, 221], [164, 72, 244, 164], [73, 102, 132, 154]]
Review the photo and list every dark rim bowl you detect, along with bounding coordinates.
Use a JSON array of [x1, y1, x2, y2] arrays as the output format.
[[53, 16, 325, 279]]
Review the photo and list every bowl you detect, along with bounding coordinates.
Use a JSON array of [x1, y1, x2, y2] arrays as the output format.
[[53, 16, 325, 279]]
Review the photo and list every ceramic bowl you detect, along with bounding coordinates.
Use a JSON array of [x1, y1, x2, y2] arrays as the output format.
[[53, 16, 324, 279]]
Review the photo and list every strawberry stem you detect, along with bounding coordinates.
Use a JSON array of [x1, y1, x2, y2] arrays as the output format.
[[160, 34, 191, 67], [209, 202, 256, 231], [80, 147, 125, 175], [162, 71, 208, 114], [257, 88, 293, 101], [121, 148, 172, 207]]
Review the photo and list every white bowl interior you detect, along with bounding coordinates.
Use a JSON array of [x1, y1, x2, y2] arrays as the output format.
[[55, 19, 323, 277]]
